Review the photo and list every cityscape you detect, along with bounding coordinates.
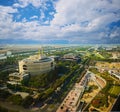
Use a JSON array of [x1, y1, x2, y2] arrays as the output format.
[[0, 0, 120, 112], [0, 45, 120, 112]]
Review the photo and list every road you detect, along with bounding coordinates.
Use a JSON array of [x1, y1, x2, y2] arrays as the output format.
[[0, 65, 18, 72]]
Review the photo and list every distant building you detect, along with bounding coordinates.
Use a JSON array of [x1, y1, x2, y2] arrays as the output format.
[[0, 50, 12, 61], [105, 47, 113, 51], [108, 70, 120, 80], [62, 53, 81, 62], [6, 51, 12, 56], [50, 55, 60, 61]]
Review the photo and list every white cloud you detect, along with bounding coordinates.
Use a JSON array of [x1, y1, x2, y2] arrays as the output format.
[[87, 13, 120, 31], [110, 27, 120, 39], [0, 6, 18, 39], [49, 11, 55, 16], [18, 0, 41, 8], [0, 6, 17, 25], [0, 6, 18, 13], [51, 0, 120, 28], [30, 15, 38, 19], [0, 0, 120, 44], [13, 0, 49, 8], [40, 9, 45, 20], [22, 18, 27, 22], [13, 3, 21, 8]]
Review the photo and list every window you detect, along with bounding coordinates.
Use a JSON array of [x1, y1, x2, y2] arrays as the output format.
[[51, 62, 53, 67], [23, 65, 27, 70]]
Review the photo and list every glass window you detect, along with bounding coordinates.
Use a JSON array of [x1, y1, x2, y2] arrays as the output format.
[[23, 65, 27, 70]]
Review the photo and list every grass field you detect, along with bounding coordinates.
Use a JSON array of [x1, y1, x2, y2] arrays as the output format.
[[109, 86, 120, 96], [95, 52, 104, 59], [96, 62, 120, 69]]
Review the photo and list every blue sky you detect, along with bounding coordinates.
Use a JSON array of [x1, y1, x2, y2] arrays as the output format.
[[0, 0, 120, 44]]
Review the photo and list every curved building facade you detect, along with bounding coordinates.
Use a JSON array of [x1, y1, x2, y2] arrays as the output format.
[[19, 54, 55, 75]]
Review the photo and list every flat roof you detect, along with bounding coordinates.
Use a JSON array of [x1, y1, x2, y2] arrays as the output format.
[[22, 57, 53, 63]]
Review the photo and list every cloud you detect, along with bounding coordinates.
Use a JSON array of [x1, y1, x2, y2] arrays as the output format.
[[50, 0, 120, 43], [0, 6, 18, 39], [13, 0, 48, 8], [40, 9, 45, 20], [0, 6, 17, 13], [30, 15, 38, 20], [51, 0, 120, 26], [0, 0, 120, 44], [109, 27, 120, 39], [49, 11, 55, 16]]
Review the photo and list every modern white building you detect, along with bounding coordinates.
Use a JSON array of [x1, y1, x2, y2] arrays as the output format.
[[0, 50, 12, 60], [9, 72, 29, 82], [8, 72, 29, 85], [19, 52, 55, 75], [8, 50, 55, 84]]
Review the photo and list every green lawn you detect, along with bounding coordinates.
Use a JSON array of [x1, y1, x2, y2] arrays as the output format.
[[95, 52, 104, 59], [109, 86, 120, 96]]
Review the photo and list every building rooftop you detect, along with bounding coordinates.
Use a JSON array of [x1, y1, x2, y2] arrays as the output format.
[[57, 72, 90, 112], [21, 55, 53, 63], [57, 85, 84, 112]]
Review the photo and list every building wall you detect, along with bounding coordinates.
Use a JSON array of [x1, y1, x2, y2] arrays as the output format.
[[19, 58, 55, 75]]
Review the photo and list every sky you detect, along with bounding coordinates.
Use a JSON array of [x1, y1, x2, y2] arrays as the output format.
[[0, 0, 120, 44]]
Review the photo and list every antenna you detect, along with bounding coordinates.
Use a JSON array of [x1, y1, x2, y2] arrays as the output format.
[[38, 49, 41, 57], [41, 47, 44, 55]]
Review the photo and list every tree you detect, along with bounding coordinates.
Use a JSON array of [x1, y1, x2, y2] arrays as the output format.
[[0, 90, 11, 100], [7, 94, 23, 105], [0, 106, 8, 112], [22, 96, 34, 108]]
